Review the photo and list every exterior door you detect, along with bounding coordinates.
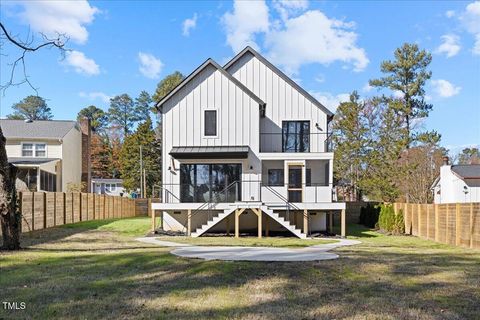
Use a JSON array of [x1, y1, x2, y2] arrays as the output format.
[[288, 165, 303, 202]]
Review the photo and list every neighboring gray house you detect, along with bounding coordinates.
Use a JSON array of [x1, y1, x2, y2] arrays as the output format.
[[92, 178, 127, 197], [1, 119, 90, 192], [432, 157, 480, 203], [152, 46, 346, 238]]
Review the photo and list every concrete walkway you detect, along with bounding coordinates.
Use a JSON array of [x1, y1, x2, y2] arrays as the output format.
[[136, 237, 361, 262]]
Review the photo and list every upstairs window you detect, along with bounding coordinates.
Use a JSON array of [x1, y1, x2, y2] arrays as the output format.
[[282, 121, 310, 152], [204, 110, 217, 136], [22, 143, 47, 157], [268, 169, 284, 186]]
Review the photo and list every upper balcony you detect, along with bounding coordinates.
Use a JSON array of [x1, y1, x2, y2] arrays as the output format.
[[259, 132, 332, 153]]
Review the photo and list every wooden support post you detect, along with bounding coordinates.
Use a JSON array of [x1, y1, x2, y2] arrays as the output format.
[[256, 209, 262, 239], [341, 209, 346, 238], [187, 209, 192, 236], [303, 209, 308, 235], [455, 203, 460, 246], [226, 216, 231, 236], [235, 209, 239, 238], [265, 216, 269, 237], [470, 203, 474, 249], [151, 209, 156, 232]]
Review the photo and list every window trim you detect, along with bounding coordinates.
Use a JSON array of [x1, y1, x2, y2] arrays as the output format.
[[21, 142, 47, 158], [203, 109, 218, 138]]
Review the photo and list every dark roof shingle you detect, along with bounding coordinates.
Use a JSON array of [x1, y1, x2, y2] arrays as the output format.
[[451, 165, 480, 179], [0, 119, 78, 139]]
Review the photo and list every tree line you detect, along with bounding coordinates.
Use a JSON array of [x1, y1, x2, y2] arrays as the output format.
[[332, 43, 479, 203]]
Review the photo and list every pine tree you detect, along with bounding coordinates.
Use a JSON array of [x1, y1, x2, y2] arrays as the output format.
[[369, 43, 432, 147], [7, 95, 52, 120], [77, 105, 108, 133], [119, 117, 161, 196], [108, 94, 137, 137], [135, 91, 153, 122]]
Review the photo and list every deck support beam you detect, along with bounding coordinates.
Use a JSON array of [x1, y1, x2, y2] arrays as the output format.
[[303, 209, 308, 235], [235, 208, 246, 238], [187, 209, 192, 236], [341, 209, 346, 238], [252, 208, 262, 238]]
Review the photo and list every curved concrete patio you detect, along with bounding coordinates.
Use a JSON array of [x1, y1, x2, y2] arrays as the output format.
[[136, 237, 361, 262]]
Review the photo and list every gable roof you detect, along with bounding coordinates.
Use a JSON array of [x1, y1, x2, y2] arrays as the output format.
[[223, 46, 334, 119], [0, 119, 78, 140], [451, 165, 480, 179], [155, 58, 265, 109]]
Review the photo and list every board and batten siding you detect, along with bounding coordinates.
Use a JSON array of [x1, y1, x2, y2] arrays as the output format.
[[162, 64, 262, 200], [227, 52, 330, 153]]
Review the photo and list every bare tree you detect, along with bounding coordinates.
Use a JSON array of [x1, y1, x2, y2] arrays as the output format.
[[0, 22, 67, 250]]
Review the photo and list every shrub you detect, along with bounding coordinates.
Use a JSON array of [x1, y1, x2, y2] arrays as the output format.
[[358, 203, 380, 228], [378, 204, 405, 234]]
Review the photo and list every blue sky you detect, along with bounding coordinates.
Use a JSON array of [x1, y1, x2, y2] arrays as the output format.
[[0, 0, 479, 154]]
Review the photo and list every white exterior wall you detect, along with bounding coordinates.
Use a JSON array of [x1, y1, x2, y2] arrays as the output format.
[[162, 64, 262, 201], [436, 166, 480, 203], [61, 127, 82, 192], [227, 53, 329, 153]]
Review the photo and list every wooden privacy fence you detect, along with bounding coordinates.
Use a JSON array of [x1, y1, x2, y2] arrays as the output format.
[[393, 202, 480, 249], [17, 192, 136, 233]]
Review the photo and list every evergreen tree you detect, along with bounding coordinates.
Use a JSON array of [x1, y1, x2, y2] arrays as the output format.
[[332, 91, 368, 201], [119, 117, 161, 196], [152, 71, 184, 103], [108, 94, 137, 137], [457, 147, 480, 165], [369, 43, 432, 147], [77, 105, 108, 133], [134, 90, 153, 122], [7, 95, 52, 120]]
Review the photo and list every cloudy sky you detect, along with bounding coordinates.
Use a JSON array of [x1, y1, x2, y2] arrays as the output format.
[[0, 0, 479, 153]]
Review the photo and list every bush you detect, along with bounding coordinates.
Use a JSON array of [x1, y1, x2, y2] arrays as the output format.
[[378, 204, 405, 234], [358, 203, 380, 228]]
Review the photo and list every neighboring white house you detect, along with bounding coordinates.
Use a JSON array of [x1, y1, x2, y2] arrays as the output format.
[[432, 157, 480, 204], [92, 178, 127, 197], [152, 46, 346, 238], [0, 119, 90, 192]]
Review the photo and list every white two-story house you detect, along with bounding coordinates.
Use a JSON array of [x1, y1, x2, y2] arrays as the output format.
[[152, 47, 346, 238], [0, 118, 90, 192]]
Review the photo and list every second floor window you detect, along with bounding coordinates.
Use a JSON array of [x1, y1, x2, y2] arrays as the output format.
[[282, 121, 310, 152], [204, 110, 217, 136], [22, 143, 46, 157]]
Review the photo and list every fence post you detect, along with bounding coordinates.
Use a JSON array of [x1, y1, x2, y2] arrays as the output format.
[[43, 192, 47, 229], [455, 203, 461, 246], [470, 203, 474, 249], [31, 192, 35, 231], [446, 204, 450, 244]]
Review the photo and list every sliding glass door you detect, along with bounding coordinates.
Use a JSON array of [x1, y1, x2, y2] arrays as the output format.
[[180, 163, 241, 202]]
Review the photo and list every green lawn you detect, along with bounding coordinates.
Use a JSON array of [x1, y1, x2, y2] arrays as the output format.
[[156, 236, 337, 248], [1, 217, 479, 319]]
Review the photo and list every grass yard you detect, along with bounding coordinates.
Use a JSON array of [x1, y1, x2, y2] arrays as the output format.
[[1, 217, 479, 320], [156, 236, 337, 248]]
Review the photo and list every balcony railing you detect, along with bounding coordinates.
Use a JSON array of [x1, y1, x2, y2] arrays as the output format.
[[259, 132, 332, 153], [156, 181, 334, 204]]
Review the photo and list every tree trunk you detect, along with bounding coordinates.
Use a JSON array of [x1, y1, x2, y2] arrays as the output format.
[[0, 125, 21, 250]]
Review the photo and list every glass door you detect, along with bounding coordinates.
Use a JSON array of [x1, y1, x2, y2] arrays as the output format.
[[288, 165, 303, 202]]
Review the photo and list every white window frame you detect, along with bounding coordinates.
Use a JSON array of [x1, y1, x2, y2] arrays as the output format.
[[35, 143, 46, 157], [21, 142, 47, 158], [203, 109, 219, 138], [105, 183, 117, 192]]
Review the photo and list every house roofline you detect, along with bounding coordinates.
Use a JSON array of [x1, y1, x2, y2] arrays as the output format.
[[223, 46, 334, 118], [155, 58, 265, 110]]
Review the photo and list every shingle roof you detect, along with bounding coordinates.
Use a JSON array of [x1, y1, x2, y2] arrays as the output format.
[[451, 165, 480, 179], [0, 119, 78, 139]]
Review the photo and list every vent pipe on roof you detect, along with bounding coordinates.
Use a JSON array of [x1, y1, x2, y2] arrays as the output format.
[[24, 119, 33, 123]]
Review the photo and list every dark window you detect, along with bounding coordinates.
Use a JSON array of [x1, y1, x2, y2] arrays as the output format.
[[267, 169, 284, 186], [306, 168, 311, 186], [204, 110, 217, 136], [180, 163, 241, 202], [282, 121, 310, 152], [40, 170, 56, 192]]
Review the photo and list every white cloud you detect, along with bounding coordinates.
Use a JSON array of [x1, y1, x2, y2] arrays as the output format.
[[138, 52, 163, 79], [362, 83, 373, 92], [435, 34, 461, 57], [64, 50, 100, 75], [14, 0, 99, 44], [431, 79, 461, 98], [393, 90, 404, 98], [182, 13, 198, 36], [310, 91, 350, 112], [221, 0, 270, 52], [446, 10, 455, 18], [221, 1, 368, 74], [460, 1, 480, 55], [79, 91, 112, 103]]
